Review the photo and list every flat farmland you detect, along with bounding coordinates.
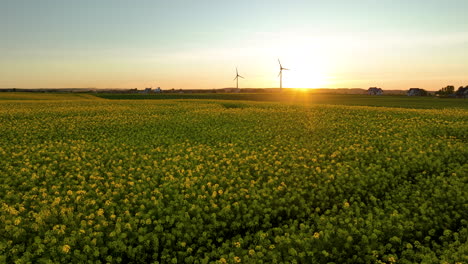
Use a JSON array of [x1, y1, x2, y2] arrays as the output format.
[[0, 93, 467, 263], [94, 92, 468, 109]]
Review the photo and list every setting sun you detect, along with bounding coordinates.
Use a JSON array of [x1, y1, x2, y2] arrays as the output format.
[[284, 66, 329, 89], [271, 36, 333, 89], [276, 56, 331, 89]]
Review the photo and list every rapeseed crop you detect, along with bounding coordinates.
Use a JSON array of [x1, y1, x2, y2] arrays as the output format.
[[0, 98, 466, 263]]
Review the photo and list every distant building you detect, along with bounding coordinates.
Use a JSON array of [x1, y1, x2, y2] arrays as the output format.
[[407, 88, 428, 96], [139, 87, 162, 93], [367, 87, 383, 95]]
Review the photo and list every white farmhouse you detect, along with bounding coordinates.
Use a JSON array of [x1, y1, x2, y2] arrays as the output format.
[[367, 87, 383, 95]]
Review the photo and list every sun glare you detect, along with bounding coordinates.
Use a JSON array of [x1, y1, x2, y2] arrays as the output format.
[[276, 39, 331, 89], [286, 67, 329, 89]]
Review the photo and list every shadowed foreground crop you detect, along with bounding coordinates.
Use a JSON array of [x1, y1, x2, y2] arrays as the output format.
[[0, 96, 467, 263]]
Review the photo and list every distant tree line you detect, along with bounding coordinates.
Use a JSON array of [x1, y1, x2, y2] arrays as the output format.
[[436, 85, 468, 98]]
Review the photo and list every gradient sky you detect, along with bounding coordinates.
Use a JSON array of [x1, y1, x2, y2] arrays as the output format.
[[1, 0, 467, 90]]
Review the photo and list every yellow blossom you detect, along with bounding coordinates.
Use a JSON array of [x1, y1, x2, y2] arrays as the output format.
[[62, 245, 71, 253], [97, 208, 104, 216]]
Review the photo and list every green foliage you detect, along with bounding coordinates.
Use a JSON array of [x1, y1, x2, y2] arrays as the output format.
[[0, 98, 467, 263], [436, 86, 455, 96]]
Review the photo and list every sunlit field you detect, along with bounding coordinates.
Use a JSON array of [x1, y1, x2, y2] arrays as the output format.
[[94, 92, 468, 109], [1, 93, 467, 263]]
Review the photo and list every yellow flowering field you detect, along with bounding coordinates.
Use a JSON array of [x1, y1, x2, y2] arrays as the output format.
[[0, 96, 467, 263]]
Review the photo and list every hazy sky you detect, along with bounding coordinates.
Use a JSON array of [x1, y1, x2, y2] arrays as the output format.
[[1, 0, 467, 90]]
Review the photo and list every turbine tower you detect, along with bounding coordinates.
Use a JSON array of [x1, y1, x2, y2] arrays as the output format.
[[278, 59, 289, 91], [233, 67, 244, 89]]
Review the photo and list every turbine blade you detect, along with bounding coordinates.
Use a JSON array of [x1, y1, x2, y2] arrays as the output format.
[[236, 67, 238, 75], [278, 71, 282, 77], [239, 75, 244, 79], [278, 59, 282, 68], [234, 76, 238, 81], [283, 68, 289, 70]]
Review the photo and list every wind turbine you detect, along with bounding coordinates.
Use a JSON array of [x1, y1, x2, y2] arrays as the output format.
[[233, 67, 244, 89], [278, 59, 289, 91]]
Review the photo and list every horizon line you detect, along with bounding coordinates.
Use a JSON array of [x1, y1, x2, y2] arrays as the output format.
[[0, 87, 444, 92]]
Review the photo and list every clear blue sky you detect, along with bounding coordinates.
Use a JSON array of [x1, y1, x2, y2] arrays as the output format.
[[1, 0, 467, 90]]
